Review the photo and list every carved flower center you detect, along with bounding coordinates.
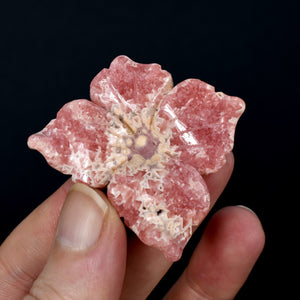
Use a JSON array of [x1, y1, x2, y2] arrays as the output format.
[[126, 127, 159, 160], [111, 109, 177, 171]]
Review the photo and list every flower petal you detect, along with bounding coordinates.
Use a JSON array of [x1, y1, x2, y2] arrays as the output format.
[[28, 99, 129, 187], [90, 55, 173, 123], [154, 79, 245, 174], [107, 159, 210, 261]]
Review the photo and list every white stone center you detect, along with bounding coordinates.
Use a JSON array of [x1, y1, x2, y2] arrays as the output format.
[[135, 135, 147, 148]]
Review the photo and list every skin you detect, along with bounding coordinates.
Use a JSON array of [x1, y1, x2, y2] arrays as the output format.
[[0, 153, 265, 299]]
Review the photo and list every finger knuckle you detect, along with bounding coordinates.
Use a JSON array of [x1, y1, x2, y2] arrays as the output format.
[[26, 277, 67, 300], [0, 254, 35, 294], [184, 271, 215, 300]]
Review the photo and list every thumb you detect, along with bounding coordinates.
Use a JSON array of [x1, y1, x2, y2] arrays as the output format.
[[24, 183, 127, 300]]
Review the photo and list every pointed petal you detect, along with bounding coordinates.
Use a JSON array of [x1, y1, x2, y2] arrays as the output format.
[[90, 56, 173, 127], [107, 159, 209, 261], [154, 79, 245, 174], [28, 99, 129, 187]]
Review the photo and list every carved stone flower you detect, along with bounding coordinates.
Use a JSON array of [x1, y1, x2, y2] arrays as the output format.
[[28, 56, 245, 261]]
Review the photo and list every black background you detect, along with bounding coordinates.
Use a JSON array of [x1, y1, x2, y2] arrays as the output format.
[[1, 0, 299, 299]]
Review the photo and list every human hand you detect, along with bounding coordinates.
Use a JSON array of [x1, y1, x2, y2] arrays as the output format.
[[0, 153, 265, 299]]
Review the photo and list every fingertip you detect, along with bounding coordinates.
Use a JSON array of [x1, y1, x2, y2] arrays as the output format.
[[226, 151, 235, 171], [202, 206, 265, 262], [56, 183, 108, 251], [185, 206, 265, 299], [231, 205, 266, 256], [203, 152, 235, 205]]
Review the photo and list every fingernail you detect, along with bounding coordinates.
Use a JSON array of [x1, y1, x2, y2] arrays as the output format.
[[56, 183, 108, 250], [236, 205, 257, 216]]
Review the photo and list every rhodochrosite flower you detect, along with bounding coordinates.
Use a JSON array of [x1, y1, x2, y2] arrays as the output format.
[[28, 56, 245, 261]]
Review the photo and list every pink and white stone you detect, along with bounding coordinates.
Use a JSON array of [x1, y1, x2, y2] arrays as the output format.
[[28, 55, 245, 261], [154, 79, 245, 174], [108, 160, 209, 261]]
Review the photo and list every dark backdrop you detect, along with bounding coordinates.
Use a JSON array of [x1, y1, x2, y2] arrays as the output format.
[[1, 0, 299, 299]]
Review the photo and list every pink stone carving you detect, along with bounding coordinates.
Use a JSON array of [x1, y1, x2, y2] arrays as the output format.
[[28, 56, 245, 261]]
